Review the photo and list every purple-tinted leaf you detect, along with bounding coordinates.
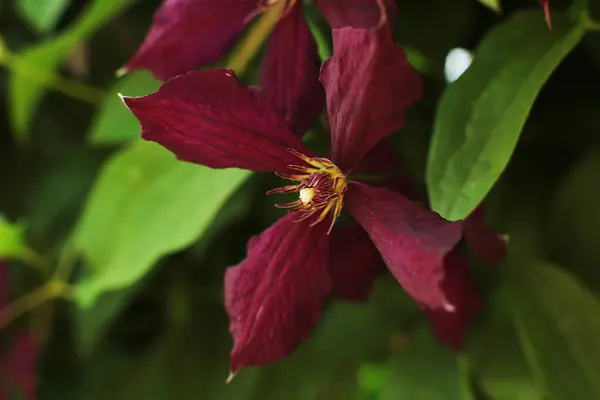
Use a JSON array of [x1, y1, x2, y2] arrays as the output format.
[[345, 181, 462, 310], [224, 213, 330, 373], [329, 224, 383, 301], [321, 27, 422, 172], [260, 2, 324, 137], [125, 0, 261, 80], [426, 248, 483, 350], [124, 69, 313, 173]]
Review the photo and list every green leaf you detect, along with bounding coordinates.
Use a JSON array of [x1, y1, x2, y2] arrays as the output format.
[[380, 325, 473, 400], [426, 11, 584, 221], [9, 0, 138, 139], [261, 277, 418, 400], [466, 287, 542, 400], [0, 215, 26, 259], [16, 0, 72, 33], [550, 150, 600, 293], [72, 141, 250, 307], [505, 257, 600, 399], [478, 0, 502, 13], [89, 71, 162, 145]]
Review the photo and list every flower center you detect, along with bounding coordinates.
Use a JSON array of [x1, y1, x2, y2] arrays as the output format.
[[267, 149, 347, 234]]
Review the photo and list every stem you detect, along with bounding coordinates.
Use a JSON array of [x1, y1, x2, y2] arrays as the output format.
[[0, 280, 73, 332], [18, 248, 52, 276], [581, 9, 600, 32], [226, 1, 286, 76], [53, 238, 77, 282], [0, 38, 103, 105]]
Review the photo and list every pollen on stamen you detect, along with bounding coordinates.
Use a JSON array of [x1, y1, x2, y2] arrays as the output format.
[[267, 149, 347, 234], [299, 188, 315, 205]]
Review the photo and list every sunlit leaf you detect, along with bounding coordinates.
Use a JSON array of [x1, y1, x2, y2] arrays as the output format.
[[16, 0, 73, 33], [0, 215, 26, 259], [506, 256, 600, 399], [72, 140, 250, 307], [427, 11, 584, 221], [9, 0, 139, 139], [89, 71, 161, 145]]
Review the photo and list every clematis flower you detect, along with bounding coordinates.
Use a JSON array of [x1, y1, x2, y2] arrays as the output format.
[[124, 0, 396, 136], [0, 261, 38, 399], [330, 144, 505, 350], [124, 26, 463, 374]]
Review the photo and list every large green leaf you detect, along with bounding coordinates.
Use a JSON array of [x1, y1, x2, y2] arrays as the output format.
[[89, 71, 162, 145], [72, 141, 250, 307], [505, 257, 600, 399], [256, 277, 417, 400], [380, 325, 473, 400], [16, 0, 73, 33], [426, 11, 584, 221], [466, 287, 542, 400], [9, 0, 138, 139], [550, 150, 600, 293]]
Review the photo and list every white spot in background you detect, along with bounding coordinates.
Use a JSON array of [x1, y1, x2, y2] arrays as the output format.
[[444, 48, 473, 84]]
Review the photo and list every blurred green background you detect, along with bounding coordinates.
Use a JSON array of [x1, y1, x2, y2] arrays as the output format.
[[2, 0, 600, 398]]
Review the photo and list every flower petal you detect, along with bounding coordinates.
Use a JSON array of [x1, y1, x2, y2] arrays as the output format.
[[314, 0, 397, 28], [463, 206, 507, 266], [426, 248, 483, 350], [123, 69, 313, 172], [352, 138, 414, 197], [224, 213, 331, 373], [3, 333, 38, 398], [125, 0, 261, 80], [344, 181, 462, 310], [539, 0, 551, 29], [329, 224, 384, 301], [321, 27, 422, 172], [260, 2, 325, 137]]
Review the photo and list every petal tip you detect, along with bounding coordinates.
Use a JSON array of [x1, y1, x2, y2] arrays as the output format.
[[116, 66, 128, 78], [225, 371, 236, 384]]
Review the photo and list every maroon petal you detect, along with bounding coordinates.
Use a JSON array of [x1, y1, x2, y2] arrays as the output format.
[[314, 0, 397, 28], [426, 248, 483, 351], [125, 0, 261, 81], [123, 69, 313, 172], [260, 2, 324, 137], [352, 138, 414, 197], [344, 181, 462, 310], [3, 333, 38, 398], [329, 224, 384, 301], [463, 206, 507, 266], [321, 27, 422, 172], [224, 213, 331, 373]]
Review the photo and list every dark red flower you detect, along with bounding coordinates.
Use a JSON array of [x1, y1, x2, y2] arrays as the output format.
[[425, 247, 483, 350], [124, 26, 462, 374], [124, 0, 394, 137], [0, 261, 38, 399]]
